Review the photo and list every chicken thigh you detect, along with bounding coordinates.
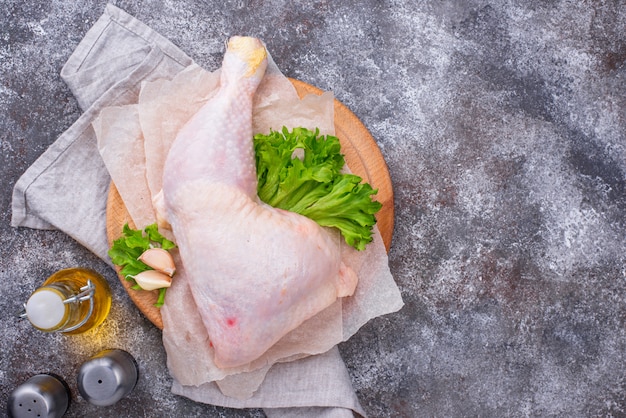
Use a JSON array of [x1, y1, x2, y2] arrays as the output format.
[[158, 37, 358, 369]]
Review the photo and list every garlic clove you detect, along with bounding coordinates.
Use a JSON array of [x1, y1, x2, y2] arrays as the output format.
[[138, 248, 176, 277], [130, 270, 172, 291]]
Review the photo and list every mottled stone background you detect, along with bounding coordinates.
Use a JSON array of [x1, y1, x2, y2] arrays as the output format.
[[2, 1, 625, 417]]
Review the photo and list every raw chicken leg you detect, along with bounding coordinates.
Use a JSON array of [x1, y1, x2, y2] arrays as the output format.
[[158, 37, 358, 369]]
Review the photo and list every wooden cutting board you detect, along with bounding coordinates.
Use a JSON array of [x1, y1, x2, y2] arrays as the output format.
[[106, 79, 394, 329]]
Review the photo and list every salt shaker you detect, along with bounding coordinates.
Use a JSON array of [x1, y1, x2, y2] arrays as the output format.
[[7, 374, 70, 418]]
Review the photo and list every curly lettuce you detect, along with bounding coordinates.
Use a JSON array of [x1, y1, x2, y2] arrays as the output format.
[[254, 127, 382, 250], [108, 223, 176, 307]]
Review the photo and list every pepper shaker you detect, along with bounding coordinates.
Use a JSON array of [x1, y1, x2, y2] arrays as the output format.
[[77, 349, 139, 406]]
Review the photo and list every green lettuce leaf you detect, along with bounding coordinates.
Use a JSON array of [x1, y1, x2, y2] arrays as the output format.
[[254, 127, 382, 250], [108, 223, 176, 307]]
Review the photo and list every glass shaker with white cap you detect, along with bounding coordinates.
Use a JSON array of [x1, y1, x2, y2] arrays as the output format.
[[20, 267, 112, 334]]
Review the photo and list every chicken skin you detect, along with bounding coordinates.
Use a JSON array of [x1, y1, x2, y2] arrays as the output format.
[[158, 37, 357, 369]]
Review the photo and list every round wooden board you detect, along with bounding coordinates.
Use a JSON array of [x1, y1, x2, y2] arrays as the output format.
[[106, 78, 394, 329]]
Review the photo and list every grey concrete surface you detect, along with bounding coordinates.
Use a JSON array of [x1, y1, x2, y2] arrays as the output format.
[[2, 1, 626, 417]]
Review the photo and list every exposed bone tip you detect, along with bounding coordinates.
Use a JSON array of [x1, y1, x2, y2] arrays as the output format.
[[227, 36, 267, 76]]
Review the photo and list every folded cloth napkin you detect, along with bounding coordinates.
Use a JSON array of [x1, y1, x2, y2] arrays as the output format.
[[11, 4, 367, 417]]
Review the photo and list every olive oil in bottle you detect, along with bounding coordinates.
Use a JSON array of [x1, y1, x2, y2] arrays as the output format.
[[24, 268, 112, 334]]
